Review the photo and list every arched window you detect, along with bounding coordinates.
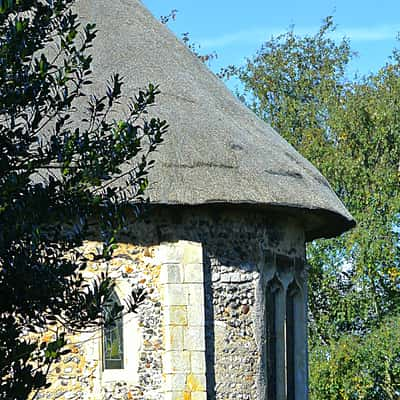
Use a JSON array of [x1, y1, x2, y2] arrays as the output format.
[[98, 285, 140, 386], [286, 280, 302, 400], [266, 276, 284, 400], [103, 291, 124, 370], [265, 258, 307, 400]]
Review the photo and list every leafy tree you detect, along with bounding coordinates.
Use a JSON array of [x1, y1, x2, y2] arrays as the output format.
[[310, 315, 400, 399], [0, 1, 166, 399], [228, 15, 400, 338], [227, 16, 400, 397]]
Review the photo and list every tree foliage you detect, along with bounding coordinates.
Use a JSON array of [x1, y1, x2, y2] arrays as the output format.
[[0, 1, 166, 398], [227, 16, 400, 397], [310, 315, 400, 399]]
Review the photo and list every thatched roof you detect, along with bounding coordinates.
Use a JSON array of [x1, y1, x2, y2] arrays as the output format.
[[76, 0, 355, 240]]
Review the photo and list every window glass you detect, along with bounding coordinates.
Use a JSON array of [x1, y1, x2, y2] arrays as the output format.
[[103, 292, 124, 370]]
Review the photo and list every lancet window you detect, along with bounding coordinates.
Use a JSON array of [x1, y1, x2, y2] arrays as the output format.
[[265, 255, 307, 400], [102, 291, 124, 370]]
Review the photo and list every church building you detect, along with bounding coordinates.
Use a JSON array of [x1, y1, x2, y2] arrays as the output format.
[[38, 1, 355, 399]]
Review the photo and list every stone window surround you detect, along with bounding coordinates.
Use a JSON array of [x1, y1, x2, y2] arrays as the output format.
[[100, 280, 141, 384], [262, 253, 308, 400]]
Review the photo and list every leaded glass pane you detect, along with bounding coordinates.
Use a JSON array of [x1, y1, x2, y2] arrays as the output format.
[[103, 292, 124, 370]]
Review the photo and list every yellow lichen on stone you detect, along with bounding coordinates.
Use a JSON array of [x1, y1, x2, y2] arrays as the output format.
[[41, 332, 54, 343], [113, 242, 136, 256], [147, 263, 161, 281], [186, 373, 204, 392], [184, 391, 192, 400], [169, 306, 188, 326], [125, 265, 134, 273]]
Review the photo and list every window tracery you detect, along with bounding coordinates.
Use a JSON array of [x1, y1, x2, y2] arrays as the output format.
[[265, 255, 307, 400]]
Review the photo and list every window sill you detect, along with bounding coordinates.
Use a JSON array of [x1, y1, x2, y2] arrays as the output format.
[[101, 368, 139, 384]]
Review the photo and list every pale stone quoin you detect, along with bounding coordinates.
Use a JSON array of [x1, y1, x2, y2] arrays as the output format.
[[36, 0, 354, 399]]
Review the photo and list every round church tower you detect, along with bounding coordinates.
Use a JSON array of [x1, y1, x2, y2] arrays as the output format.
[[48, 1, 355, 400]]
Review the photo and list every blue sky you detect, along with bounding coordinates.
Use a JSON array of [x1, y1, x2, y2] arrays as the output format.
[[142, 0, 400, 81]]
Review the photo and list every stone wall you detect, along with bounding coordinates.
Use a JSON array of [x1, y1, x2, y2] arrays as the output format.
[[196, 208, 306, 400], [35, 206, 306, 400], [36, 243, 164, 400]]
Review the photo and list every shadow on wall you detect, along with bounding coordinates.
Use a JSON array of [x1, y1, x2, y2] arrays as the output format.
[[203, 249, 217, 399]]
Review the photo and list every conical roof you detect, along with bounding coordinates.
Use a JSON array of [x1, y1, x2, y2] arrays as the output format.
[[76, 0, 355, 240]]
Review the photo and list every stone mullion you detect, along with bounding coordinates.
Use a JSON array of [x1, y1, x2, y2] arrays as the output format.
[[275, 280, 287, 400], [294, 268, 308, 400], [274, 258, 307, 400], [276, 265, 294, 400], [286, 285, 296, 400]]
